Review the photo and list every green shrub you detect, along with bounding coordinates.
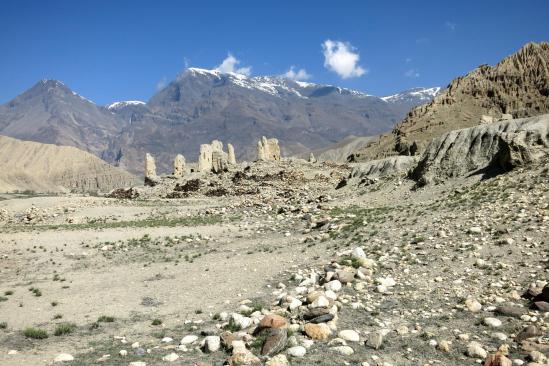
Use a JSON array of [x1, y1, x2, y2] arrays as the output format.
[[54, 323, 76, 336], [23, 327, 48, 339]]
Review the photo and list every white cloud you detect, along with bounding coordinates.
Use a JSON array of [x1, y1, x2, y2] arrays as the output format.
[[283, 66, 311, 81], [156, 76, 168, 91], [216, 53, 251, 76], [322, 40, 367, 79], [404, 68, 420, 78], [445, 21, 456, 31]]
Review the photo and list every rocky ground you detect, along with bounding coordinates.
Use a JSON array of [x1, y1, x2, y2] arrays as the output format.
[[0, 158, 547, 366]]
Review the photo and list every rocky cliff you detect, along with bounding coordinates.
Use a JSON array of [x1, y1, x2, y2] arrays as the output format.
[[351, 42, 549, 162]]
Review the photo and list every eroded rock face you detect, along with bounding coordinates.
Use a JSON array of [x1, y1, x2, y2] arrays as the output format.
[[173, 154, 186, 177], [410, 114, 549, 185], [352, 42, 549, 162], [212, 150, 228, 173], [350, 156, 417, 181], [144, 153, 159, 186], [257, 136, 281, 161]]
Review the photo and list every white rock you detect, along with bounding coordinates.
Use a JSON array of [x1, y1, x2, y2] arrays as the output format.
[[287, 346, 306, 357], [231, 313, 252, 329], [324, 290, 338, 301], [310, 295, 330, 308], [204, 336, 220, 352], [119, 350, 128, 357], [161, 337, 173, 343], [131, 342, 140, 348], [352, 247, 366, 259], [483, 317, 502, 328], [162, 352, 179, 362], [180, 335, 198, 345], [376, 276, 396, 287], [54, 353, 74, 363], [129, 362, 147, 366], [325, 280, 342, 292], [8, 350, 17, 355], [465, 298, 482, 313], [331, 345, 354, 355], [339, 330, 360, 342], [301, 339, 314, 348], [288, 298, 302, 310], [466, 341, 487, 359], [469, 227, 482, 234]]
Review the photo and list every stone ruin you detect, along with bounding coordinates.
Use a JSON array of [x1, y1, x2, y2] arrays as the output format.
[[257, 136, 281, 161], [144, 153, 158, 186], [143, 140, 239, 184], [198, 140, 237, 173], [173, 154, 186, 177]]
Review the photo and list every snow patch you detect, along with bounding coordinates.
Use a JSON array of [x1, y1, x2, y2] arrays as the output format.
[[107, 100, 146, 110]]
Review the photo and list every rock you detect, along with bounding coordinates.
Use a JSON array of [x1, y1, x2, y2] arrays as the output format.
[[529, 351, 547, 363], [8, 350, 17, 355], [162, 352, 179, 362], [227, 143, 236, 165], [309, 314, 334, 323], [204, 336, 221, 353], [349, 156, 418, 180], [129, 362, 147, 366], [265, 354, 289, 366], [308, 153, 316, 163], [438, 340, 451, 352], [495, 306, 527, 318], [181, 335, 198, 344], [231, 313, 252, 329], [533, 301, 549, 311], [515, 326, 540, 342], [258, 314, 287, 330], [212, 150, 228, 173], [352, 247, 366, 259], [260, 328, 288, 356], [325, 280, 342, 292], [469, 227, 483, 234], [161, 337, 173, 343], [304, 323, 331, 340], [54, 353, 74, 363], [336, 270, 355, 284], [484, 317, 503, 328], [339, 329, 360, 342], [173, 154, 186, 177], [410, 115, 549, 185], [119, 350, 128, 357], [331, 345, 354, 355], [310, 295, 330, 308], [366, 331, 383, 350], [484, 352, 513, 366], [376, 276, 396, 287], [465, 298, 482, 313], [228, 340, 260, 365], [467, 341, 488, 359], [286, 346, 307, 357], [257, 136, 281, 161]]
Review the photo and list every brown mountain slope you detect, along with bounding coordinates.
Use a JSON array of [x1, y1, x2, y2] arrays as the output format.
[[351, 41, 549, 162], [0, 135, 138, 193]]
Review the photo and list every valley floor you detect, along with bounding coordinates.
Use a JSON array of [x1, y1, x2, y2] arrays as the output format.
[[0, 159, 547, 366]]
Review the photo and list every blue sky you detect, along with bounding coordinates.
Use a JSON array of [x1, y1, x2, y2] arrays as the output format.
[[1, 0, 548, 105]]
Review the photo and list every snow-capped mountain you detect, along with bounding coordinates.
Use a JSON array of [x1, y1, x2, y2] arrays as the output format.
[[0, 71, 439, 175], [107, 100, 146, 110], [381, 87, 442, 104]]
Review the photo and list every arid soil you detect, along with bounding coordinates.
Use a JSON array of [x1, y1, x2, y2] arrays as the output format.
[[0, 159, 547, 366]]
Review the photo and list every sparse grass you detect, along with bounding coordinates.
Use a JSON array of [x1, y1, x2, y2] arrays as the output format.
[[53, 314, 63, 320], [0, 322, 7, 329], [151, 319, 162, 326], [23, 327, 48, 339], [97, 315, 115, 323], [223, 317, 241, 332], [54, 322, 76, 336], [4, 290, 14, 296], [29, 287, 42, 297], [51, 301, 58, 307], [0, 296, 8, 302]]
